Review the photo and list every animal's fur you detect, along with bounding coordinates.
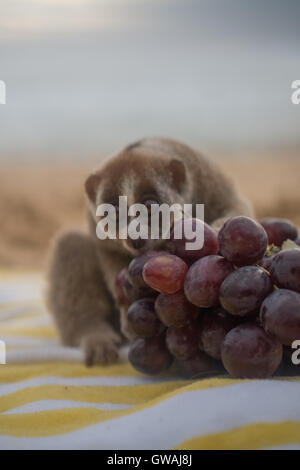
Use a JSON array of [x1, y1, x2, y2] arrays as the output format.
[[46, 137, 253, 366]]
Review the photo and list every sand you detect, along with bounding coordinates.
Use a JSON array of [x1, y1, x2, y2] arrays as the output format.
[[1, 154, 299, 269]]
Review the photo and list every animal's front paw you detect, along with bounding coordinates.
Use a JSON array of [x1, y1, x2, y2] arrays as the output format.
[[121, 320, 137, 342], [120, 306, 137, 342], [81, 330, 122, 367]]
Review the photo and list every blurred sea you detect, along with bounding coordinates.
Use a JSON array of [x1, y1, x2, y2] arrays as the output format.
[[0, 0, 299, 161]]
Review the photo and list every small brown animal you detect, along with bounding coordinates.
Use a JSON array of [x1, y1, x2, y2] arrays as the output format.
[[46, 137, 252, 366]]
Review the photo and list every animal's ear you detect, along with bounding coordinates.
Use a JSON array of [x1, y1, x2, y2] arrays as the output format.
[[168, 159, 186, 192], [85, 172, 102, 203]]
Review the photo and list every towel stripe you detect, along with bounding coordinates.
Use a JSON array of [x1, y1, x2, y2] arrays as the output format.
[[1, 380, 300, 442], [1, 272, 300, 449], [3, 400, 133, 415], [175, 421, 300, 450], [0, 362, 179, 381], [0, 408, 117, 437], [0, 326, 56, 339], [0, 381, 189, 413], [0, 362, 255, 384]]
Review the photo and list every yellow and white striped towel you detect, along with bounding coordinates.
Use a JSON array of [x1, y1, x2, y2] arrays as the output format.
[[0, 271, 300, 450]]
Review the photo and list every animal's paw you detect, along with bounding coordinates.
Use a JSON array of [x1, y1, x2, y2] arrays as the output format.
[[81, 330, 122, 367], [121, 321, 137, 342], [120, 307, 137, 342]]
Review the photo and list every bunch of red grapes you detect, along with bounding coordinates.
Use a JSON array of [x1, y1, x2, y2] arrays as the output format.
[[116, 216, 300, 379]]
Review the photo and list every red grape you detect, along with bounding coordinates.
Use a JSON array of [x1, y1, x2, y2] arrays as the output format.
[[155, 291, 199, 327], [122, 214, 300, 379], [221, 323, 282, 378], [259, 256, 273, 272], [270, 248, 300, 293], [123, 274, 156, 302], [166, 218, 218, 264], [127, 298, 164, 337], [218, 216, 268, 266], [143, 254, 188, 294], [177, 351, 222, 379], [184, 255, 234, 308], [129, 334, 172, 374], [128, 251, 165, 289], [199, 307, 240, 359], [115, 267, 129, 305], [260, 289, 300, 345], [166, 323, 199, 360], [260, 217, 298, 247], [219, 266, 273, 317]]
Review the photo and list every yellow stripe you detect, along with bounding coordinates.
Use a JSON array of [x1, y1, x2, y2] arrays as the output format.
[[1, 318, 48, 332], [6, 345, 42, 351], [0, 377, 271, 436], [0, 362, 223, 382], [3, 362, 300, 384], [0, 378, 238, 436], [0, 381, 189, 413], [0, 378, 198, 437], [1, 376, 300, 438], [0, 269, 40, 279], [0, 407, 122, 437], [0, 362, 228, 384], [3, 376, 296, 417], [0, 300, 40, 312], [0, 362, 158, 382], [2, 362, 300, 385], [0, 326, 56, 339], [175, 420, 300, 450], [1, 312, 43, 324]]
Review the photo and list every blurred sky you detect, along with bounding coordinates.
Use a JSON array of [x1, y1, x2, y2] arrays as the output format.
[[0, 0, 299, 161]]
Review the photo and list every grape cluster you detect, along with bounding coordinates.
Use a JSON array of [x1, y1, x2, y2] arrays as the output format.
[[115, 216, 300, 379]]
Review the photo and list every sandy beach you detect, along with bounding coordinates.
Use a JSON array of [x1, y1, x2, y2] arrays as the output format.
[[1, 152, 299, 270]]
